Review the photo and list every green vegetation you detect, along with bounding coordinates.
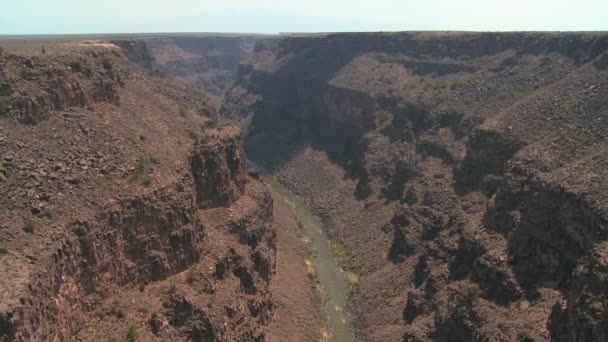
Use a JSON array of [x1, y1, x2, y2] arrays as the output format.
[[108, 301, 126, 319], [198, 133, 210, 145], [449, 75, 474, 90], [149, 155, 160, 165], [162, 282, 177, 295], [137, 306, 148, 314], [188, 130, 199, 141], [423, 79, 445, 91], [0, 96, 12, 114], [179, 105, 187, 117], [572, 133, 594, 146], [0, 247, 8, 255], [348, 282, 361, 297], [138, 283, 146, 292], [186, 269, 198, 285], [23, 218, 36, 233], [126, 324, 139, 342], [134, 160, 146, 174], [141, 175, 153, 187], [496, 85, 539, 101], [95, 311, 106, 319], [40, 209, 54, 219], [130, 156, 158, 186], [330, 241, 347, 261]]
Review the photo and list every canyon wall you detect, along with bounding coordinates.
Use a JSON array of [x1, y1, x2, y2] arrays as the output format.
[[222, 32, 608, 341], [0, 42, 275, 341], [114, 36, 258, 104]]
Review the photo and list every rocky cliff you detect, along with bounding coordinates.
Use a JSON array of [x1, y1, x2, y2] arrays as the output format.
[[0, 41, 275, 341], [222, 32, 608, 341]]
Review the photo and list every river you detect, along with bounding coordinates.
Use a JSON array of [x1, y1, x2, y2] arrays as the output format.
[[249, 161, 354, 342]]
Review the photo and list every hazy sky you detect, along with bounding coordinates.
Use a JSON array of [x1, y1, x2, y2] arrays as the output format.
[[1, 0, 607, 34]]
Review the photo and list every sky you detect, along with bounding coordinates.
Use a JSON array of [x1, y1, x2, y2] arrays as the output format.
[[0, 0, 607, 35]]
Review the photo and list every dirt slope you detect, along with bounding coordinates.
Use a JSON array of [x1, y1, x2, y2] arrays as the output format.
[[222, 32, 608, 341]]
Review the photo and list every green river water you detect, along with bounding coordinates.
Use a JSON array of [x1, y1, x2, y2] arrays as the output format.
[[249, 161, 354, 342]]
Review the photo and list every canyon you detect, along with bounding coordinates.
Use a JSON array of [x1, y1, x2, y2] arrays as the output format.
[[1, 32, 608, 341]]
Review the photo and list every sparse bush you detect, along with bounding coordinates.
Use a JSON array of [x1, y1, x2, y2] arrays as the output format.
[[139, 135, 146, 141], [126, 324, 139, 342], [162, 282, 177, 295], [138, 283, 146, 292], [198, 133, 210, 145], [114, 308, 125, 319], [137, 306, 148, 314], [134, 160, 146, 174], [179, 105, 187, 117], [23, 218, 36, 233], [186, 269, 197, 285], [330, 241, 347, 261], [188, 131, 199, 141], [297, 219, 304, 229], [108, 301, 126, 319], [0, 247, 8, 255], [95, 311, 106, 319], [149, 155, 160, 165], [141, 175, 153, 187], [572, 134, 594, 146], [40, 209, 54, 219], [0, 96, 12, 114]]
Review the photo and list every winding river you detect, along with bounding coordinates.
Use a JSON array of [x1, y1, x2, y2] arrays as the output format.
[[249, 161, 354, 342]]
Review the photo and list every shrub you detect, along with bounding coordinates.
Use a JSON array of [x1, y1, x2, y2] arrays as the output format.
[[149, 155, 160, 165], [186, 269, 197, 285], [108, 301, 125, 319], [198, 133, 210, 145], [0, 96, 12, 114], [95, 311, 106, 319], [330, 241, 347, 261], [179, 105, 187, 117], [141, 175, 153, 187], [23, 218, 36, 233], [40, 209, 54, 219], [126, 324, 139, 342], [0, 247, 8, 255], [188, 131, 199, 141], [134, 160, 146, 174], [138, 283, 146, 292]]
